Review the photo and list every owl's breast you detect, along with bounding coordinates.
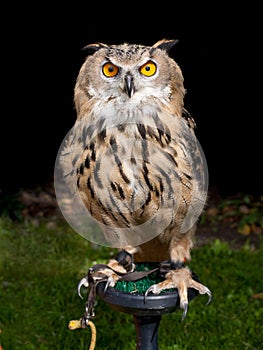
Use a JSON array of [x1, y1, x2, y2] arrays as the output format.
[[76, 110, 195, 233]]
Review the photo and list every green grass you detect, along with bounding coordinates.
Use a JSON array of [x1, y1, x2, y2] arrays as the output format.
[[0, 216, 262, 350]]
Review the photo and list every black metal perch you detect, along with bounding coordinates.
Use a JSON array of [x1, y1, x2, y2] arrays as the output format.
[[97, 266, 199, 350]]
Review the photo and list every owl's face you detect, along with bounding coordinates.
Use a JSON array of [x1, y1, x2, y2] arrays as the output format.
[[75, 39, 185, 106]]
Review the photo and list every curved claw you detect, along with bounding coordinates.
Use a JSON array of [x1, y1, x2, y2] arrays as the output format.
[[144, 285, 155, 303], [144, 284, 157, 303], [77, 277, 89, 299], [144, 287, 151, 298], [206, 289, 213, 305], [145, 286, 155, 297], [103, 278, 112, 294], [181, 301, 188, 321]]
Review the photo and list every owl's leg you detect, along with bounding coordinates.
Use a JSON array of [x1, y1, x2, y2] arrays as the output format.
[[108, 247, 137, 275], [77, 248, 137, 299], [145, 233, 212, 320], [145, 263, 212, 320], [77, 249, 137, 320]]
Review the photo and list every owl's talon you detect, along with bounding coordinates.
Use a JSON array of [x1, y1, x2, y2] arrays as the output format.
[[144, 286, 155, 303], [145, 286, 152, 296], [196, 284, 212, 305], [103, 277, 113, 294], [181, 301, 188, 321], [144, 267, 212, 320], [77, 276, 89, 299], [144, 285, 157, 298], [206, 288, 213, 305]]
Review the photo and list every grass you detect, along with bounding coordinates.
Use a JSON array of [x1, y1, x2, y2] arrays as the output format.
[[0, 216, 262, 350]]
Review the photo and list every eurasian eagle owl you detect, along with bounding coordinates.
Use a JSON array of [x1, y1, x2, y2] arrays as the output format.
[[55, 39, 212, 321]]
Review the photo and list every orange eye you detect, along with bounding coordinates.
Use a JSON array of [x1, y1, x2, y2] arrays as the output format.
[[139, 60, 157, 77], [102, 62, 119, 77]]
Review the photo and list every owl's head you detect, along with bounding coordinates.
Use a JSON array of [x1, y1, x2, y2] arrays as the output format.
[[74, 39, 186, 117]]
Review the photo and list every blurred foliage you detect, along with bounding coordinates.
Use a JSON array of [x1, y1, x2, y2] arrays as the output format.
[[203, 193, 263, 236], [0, 191, 24, 221]]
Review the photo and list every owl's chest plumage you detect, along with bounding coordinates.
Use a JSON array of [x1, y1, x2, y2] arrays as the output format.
[[75, 101, 194, 235]]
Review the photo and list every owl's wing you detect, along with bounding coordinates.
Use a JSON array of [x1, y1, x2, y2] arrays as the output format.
[[175, 115, 208, 233], [54, 119, 108, 245]]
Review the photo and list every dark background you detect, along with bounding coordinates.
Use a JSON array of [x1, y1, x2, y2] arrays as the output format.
[[1, 4, 261, 197]]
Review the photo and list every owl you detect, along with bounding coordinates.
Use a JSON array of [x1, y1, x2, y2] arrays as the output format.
[[55, 39, 212, 321]]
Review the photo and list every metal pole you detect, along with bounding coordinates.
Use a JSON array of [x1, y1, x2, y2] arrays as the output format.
[[133, 314, 161, 350]]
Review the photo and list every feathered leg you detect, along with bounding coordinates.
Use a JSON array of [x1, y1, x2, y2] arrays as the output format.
[[145, 228, 212, 320]]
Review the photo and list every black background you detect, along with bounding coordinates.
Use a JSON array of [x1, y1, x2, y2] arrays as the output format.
[[1, 3, 261, 197]]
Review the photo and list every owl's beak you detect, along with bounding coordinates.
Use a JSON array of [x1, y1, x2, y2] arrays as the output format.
[[124, 74, 135, 98]]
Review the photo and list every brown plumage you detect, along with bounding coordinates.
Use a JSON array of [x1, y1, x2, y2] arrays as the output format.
[[55, 39, 212, 320]]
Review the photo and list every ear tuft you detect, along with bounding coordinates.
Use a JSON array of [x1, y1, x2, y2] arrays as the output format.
[[82, 42, 108, 55], [152, 39, 179, 53]]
